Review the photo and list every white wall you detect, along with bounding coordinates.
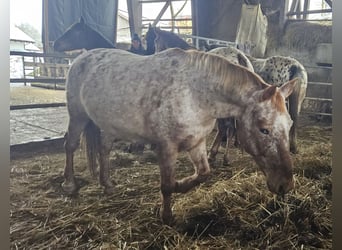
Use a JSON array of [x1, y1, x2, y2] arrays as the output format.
[[117, 15, 131, 43]]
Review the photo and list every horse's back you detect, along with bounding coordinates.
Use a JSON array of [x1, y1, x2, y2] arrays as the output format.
[[248, 55, 308, 113], [209, 46, 254, 72], [250, 56, 307, 86], [66, 48, 212, 142]]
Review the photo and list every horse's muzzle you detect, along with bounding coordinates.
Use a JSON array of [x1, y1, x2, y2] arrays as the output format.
[[267, 176, 295, 196]]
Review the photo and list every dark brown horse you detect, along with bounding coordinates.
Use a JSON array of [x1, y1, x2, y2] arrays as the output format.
[[63, 48, 297, 224], [145, 24, 194, 55]]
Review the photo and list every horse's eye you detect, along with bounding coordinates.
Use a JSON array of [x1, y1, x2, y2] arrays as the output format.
[[260, 128, 269, 135]]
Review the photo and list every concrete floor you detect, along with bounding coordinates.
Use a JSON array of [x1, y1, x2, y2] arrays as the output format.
[[10, 106, 68, 145], [10, 85, 68, 145]]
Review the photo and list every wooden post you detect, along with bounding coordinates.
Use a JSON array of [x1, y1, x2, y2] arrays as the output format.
[[279, 0, 289, 28], [303, 0, 309, 19], [296, 0, 302, 19], [289, 0, 297, 16], [21, 56, 26, 86], [43, 0, 50, 53], [127, 0, 143, 37], [191, 0, 199, 46]]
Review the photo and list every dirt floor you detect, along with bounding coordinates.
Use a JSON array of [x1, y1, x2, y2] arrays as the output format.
[[10, 84, 66, 106], [10, 115, 332, 249]]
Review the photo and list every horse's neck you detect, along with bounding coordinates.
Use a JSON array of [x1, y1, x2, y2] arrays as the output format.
[[145, 31, 156, 54], [145, 45, 155, 55], [87, 30, 113, 49], [196, 73, 262, 118]]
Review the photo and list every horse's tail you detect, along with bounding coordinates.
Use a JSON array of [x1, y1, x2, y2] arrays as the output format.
[[289, 62, 308, 114], [81, 120, 101, 177]]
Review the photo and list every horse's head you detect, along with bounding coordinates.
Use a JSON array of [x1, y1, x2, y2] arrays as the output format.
[[145, 24, 156, 55], [53, 17, 114, 52], [154, 28, 169, 53], [53, 17, 88, 52], [236, 78, 298, 196]]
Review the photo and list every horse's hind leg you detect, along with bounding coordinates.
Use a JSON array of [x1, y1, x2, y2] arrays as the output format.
[[176, 139, 211, 193], [63, 116, 89, 195], [288, 93, 299, 153], [98, 133, 115, 195], [223, 118, 237, 166], [208, 119, 226, 163]]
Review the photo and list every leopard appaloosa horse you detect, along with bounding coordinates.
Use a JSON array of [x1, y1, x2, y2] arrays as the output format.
[[63, 48, 297, 224]]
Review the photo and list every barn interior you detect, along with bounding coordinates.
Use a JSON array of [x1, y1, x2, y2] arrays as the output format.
[[10, 0, 332, 249]]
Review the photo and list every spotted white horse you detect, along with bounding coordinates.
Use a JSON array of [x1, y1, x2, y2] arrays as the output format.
[[63, 48, 297, 224]]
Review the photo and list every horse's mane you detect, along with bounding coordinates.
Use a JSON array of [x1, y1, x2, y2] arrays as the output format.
[[184, 49, 267, 93]]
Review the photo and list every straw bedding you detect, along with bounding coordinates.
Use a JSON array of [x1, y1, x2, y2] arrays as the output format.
[[282, 21, 332, 51], [10, 117, 332, 249], [265, 20, 332, 56]]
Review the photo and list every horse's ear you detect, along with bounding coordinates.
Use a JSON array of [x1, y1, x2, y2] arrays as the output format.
[[260, 85, 277, 101], [80, 16, 84, 24], [279, 78, 298, 99], [149, 23, 152, 28], [237, 54, 248, 68]]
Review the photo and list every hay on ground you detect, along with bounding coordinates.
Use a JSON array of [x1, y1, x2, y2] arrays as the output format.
[[10, 116, 332, 249]]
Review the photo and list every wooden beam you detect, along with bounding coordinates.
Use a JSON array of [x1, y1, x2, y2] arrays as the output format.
[[139, 0, 184, 3], [325, 0, 332, 8], [303, 0, 309, 19], [152, 0, 172, 27], [279, 0, 289, 28], [43, 0, 50, 53], [289, 0, 298, 14], [296, 0, 302, 19], [127, 0, 143, 37], [287, 8, 332, 16]]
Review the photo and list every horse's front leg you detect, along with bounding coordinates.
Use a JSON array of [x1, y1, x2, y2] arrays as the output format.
[[63, 132, 78, 195], [223, 123, 237, 166], [222, 129, 232, 166], [175, 139, 211, 193], [157, 144, 178, 225], [98, 134, 115, 195], [63, 118, 88, 195]]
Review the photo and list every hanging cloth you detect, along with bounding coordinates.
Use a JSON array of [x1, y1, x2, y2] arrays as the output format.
[[235, 4, 268, 57]]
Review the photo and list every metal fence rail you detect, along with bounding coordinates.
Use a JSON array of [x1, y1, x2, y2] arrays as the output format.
[[10, 50, 332, 116], [10, 50, 76, 88]]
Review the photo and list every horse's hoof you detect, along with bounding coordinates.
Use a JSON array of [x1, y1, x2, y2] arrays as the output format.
[[290, 146, 298, 154], [208, 155, 216, 164], [104, 186, 115, 195], [222, 159, 231, 166], [161, 213, 175, 226], [159, 205, 174, 225], [62, 181, 78, 195]]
